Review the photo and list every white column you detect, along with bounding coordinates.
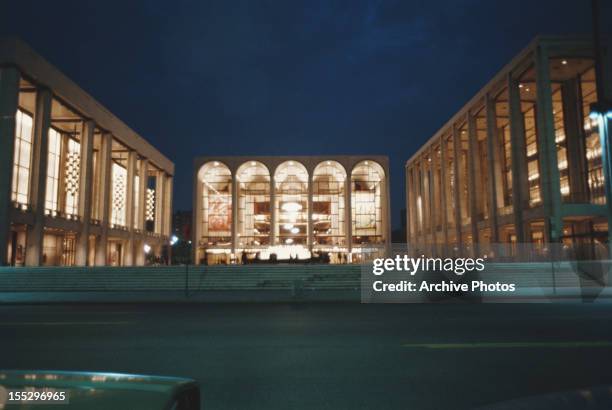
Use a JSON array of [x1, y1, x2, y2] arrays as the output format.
[[308, 172, 314, 252], [124, 150, 137, 266], [136, 158, 149, 266], [508, 73, 528, 243], [345, 174, 352, 255], [485, 95, 501, 244], [269, 176, 276, 246], [25, 87, 52, 266], [0, 67, 19, 266], [75, 120, 95, 266], [94, 133, 112, 266], [535, 45, 562, 242]]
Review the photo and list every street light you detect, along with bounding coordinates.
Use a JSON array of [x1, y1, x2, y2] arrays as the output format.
[[143, 244, 152, 254], [170, 235, 179, 246]]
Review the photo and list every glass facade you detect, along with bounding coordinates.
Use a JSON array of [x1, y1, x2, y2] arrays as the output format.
[[313, 161, 346, 247], [406, 40, 610, 252], [237, 161, 270, 248], [351, 161, 385, 245], [11, 109, 33, 206], [199, 162, 232, 247], [195, 158, 389, 264], [275, 161, 308, 245], [580, 67, 605, 204], [45, 128, 61, 213]]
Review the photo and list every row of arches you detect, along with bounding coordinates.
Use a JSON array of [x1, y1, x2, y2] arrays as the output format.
[[196, 159, 388, 261]]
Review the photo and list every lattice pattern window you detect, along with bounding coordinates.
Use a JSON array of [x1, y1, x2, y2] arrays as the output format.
[[45, 128, 62, 213], [275, 161, 308, 245], [237, 161, 270, 247], [313, 161, 346, 246], [64, 138, 80, 216], [146, 188, 155, 222], [111, 162, 127, 226], [351, 160, 385, 245], [11, 109, 33, 206]]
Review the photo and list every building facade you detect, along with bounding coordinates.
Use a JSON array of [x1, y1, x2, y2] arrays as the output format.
[[0, 38, 174, 266], [193, 156, 391, 264], [406, 37, 612, 255]]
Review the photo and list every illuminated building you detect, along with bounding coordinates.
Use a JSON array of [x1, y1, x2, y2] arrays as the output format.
[[0, 38, 174, 266], [406, 37, 611, 252], [193, 156, 391, 264]]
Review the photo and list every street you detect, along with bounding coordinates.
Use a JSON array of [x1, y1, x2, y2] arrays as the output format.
[[2, 303, 612, 409]]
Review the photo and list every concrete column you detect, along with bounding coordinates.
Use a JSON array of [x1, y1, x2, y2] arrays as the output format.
[[467, 113, 479, 248], [419, 159, 430, 247], [231, 173, 238, 255], [451, 127, 463, 247], [138, 159, 148, 232], [307, 172, 314, 252], [485, 95, 502, 243], [508, 74, 528, 243], [405, 166, 412, 244], [25, 87, 52, 266], [136, 158, 148, 266], [123, 150, 137, 266], [0, 67, 19, 266], [439, 137, 449, 248], [154, 170, 164, 235], [535, 46, 562, 242], [345, 174, 352, 254], [94, 133, 112, 266], [165, 175, 173, 237], [429, 147, 437, 241], [75, 120, 95, 266], [384, 166, 392, 257], [269, 175, 276, 246], [562, 78, 588, 203]]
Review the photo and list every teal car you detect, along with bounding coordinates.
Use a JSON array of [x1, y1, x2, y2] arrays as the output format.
[[0, 370, 200, 409]]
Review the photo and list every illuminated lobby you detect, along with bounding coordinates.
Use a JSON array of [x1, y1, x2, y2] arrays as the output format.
[[405, 37, 611, 254], [193, 156, 391, 264], [0, 38, 174, 266]]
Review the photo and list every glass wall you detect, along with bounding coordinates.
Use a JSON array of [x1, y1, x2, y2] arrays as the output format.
[[580, 67, 605, 204], [199, 162, 232, 246], [275, 161, 308, 245], [458, 123, 470, 224], [45, 128, 61, 214], [351, 160, 385, 245], [475, 107, 489, 220], [518, 67, 542, 207], [237, 161, 270, 248], [11, 109, 33, 207], [495, 88, 513, 214], [313, 161, 346, 246], [444, 134, 456, 228]]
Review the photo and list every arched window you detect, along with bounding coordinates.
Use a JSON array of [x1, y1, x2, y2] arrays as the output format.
[[237, 161, 270, 248], [351, 160, 386, 245], [274, 161, 308, 245], [198, 162, 232, 247], [313, 161, 346, 247]]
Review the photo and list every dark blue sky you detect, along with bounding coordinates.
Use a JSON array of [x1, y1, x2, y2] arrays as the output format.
[[2, 0, 610, 228]]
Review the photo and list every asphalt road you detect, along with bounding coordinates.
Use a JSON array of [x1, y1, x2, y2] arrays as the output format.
[[2, 303, 612, 409]]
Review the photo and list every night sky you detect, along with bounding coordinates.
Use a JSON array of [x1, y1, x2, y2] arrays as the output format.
[[2, 0, 611, 228]]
